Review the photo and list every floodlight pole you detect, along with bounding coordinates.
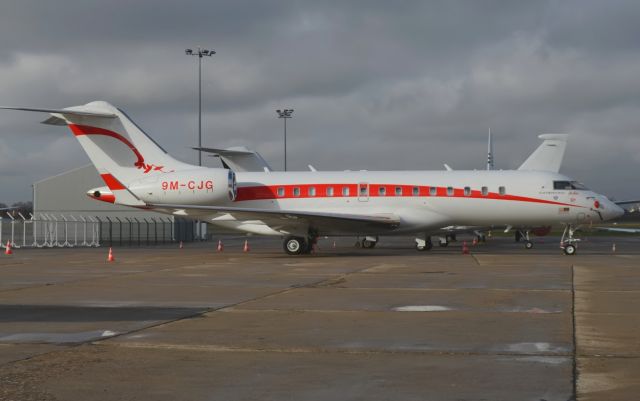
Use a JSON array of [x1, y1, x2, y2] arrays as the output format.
[[185, 46, 215, 166], [276, 109, 294, 171]]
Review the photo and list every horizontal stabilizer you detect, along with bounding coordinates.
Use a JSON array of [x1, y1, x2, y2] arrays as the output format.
[[0, 106, 116, 118], [518, 134, 568, 173], [195, 146, 273, 172], [194, 147, 254, 156]]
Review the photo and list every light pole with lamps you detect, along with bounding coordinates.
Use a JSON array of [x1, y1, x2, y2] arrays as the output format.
[[185, 46, 215, 166], [276, 109, 294, 171]]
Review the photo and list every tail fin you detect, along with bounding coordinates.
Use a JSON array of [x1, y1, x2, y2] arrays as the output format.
[[3, 101, 193, 186], [518, 134, 568, 173]]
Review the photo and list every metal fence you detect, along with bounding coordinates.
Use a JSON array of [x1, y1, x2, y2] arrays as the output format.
[[0, 213, 194, 248]]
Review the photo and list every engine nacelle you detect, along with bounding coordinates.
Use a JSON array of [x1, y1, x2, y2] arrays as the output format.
[[129, 168, 237, 205]]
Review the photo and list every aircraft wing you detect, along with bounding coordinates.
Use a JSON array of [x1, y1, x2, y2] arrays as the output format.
[[593, 226, 640, 234], [615, 200, 640, 205], [149, 203, 401, 235]]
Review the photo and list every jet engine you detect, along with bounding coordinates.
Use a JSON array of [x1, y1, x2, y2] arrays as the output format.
[[129, 168, 237, 205]]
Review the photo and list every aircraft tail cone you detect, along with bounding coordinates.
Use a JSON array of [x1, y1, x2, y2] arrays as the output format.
[[107, 247, 115, 262], [243, 240, 250, 253], [217, 240, 224, 252], [4, 241, 12, 255], [462, 241, 470, 255]]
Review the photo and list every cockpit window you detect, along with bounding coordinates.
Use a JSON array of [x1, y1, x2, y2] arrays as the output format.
[[553, 181, 590, 190]]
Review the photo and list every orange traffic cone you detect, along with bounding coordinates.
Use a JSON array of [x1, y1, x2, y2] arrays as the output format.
[[217, 240, 224, 252], [462, 241, 470, 255], [243, 239, 250, 252], [107, 247, 115, 262], [179, 241, 183, 249], [4, 241, 12, 255]]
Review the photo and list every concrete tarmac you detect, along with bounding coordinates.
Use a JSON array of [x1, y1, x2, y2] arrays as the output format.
[[0, 236, 638, 400]]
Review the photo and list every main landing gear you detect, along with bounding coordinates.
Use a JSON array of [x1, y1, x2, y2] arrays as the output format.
[[354, 236, 378, 249], [283, 236, 316, 255], [560, 224, 579, 256], [415, 237, 433, 251]]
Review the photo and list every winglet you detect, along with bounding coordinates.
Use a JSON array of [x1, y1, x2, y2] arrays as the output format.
[[518, 134, 568, 173]]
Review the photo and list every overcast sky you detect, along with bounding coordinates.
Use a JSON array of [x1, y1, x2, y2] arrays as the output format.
[[1, 0, 640, 203]]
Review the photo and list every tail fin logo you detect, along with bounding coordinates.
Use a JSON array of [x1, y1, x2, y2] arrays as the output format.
[[137, 162, 171, 173], [69, 124, 173, 174]]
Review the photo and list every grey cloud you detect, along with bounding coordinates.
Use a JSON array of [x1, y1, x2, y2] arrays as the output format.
[[1, 0, 640, 204]]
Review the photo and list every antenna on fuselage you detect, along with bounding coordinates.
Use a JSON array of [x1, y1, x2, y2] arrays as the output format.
[[487, 128, 494, 170]]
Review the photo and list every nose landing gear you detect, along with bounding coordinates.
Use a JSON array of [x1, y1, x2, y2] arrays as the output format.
[[518, 230, 534, 250], [560, 224, 579, 255]]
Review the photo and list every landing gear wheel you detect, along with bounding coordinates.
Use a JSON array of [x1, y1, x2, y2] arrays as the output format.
[[563, 244, 577, 256], [362, 239, 377, 249], [284, 236, 306, 255], [416, 239, 433, 251], [524, 241, 534, 250]]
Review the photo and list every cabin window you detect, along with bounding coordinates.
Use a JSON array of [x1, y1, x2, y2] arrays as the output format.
[[327, 187, 334, 197], [359, 185, 368, 196], [277, 187, 285, 197], [447, 186, 454, 196], [342, 186, 350, 196], [308, 187, 316, 197], [395, 186, 402, 196], [481, 186, 489, 196], [412, 186, 420, 196], [464, 187, 471, 196], [429, 187, 437, 196], [499, 186, 506, 196], [293, 187, 301, 197], [378, 186, 386, 196]]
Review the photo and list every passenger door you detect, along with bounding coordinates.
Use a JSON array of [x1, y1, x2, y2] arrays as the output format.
[[358, 182, 369, 202]]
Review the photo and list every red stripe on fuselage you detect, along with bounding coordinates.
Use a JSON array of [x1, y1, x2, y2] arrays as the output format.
[[100, 173, 127, 191], [235, 183, 583, 208]]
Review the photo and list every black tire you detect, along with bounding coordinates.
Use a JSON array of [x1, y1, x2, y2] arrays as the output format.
[[362, 239, 377, 249], [284, 236, 306, 255], [563, 244, 576, 256], [525, 241, 534, 250]]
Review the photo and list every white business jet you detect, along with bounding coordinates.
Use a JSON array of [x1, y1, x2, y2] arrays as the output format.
[[2, 101, 626, 255]]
